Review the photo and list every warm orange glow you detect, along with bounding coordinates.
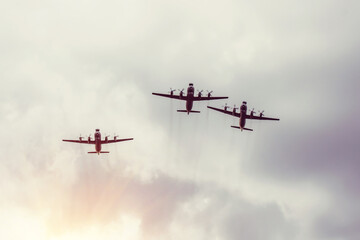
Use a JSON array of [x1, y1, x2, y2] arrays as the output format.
[[0, 207, 141, 240], [49, 215, 141, 240]]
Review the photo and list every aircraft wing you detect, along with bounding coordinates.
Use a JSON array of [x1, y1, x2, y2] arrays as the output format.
[[246, 115, 280, 121], [152, 93, 185, 100], [207, 106, 240, 118], [62, 139, 95, 144], [101, 138, 134, 144], [193, 96, 228, 101]]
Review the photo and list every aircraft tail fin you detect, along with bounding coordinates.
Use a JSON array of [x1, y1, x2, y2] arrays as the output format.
[[231, 126, 253, 131], [177, 110, 200, 114]]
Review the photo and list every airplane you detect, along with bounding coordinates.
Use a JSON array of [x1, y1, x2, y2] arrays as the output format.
[[152, 83, 228, 114], [62, 129, 133, 154], [207, 101, 279, 131]]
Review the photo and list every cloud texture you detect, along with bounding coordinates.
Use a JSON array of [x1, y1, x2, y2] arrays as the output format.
[[1, 0, 360, 239]]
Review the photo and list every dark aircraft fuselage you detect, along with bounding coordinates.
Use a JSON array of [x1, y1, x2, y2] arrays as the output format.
[[239, 102, 247, 129], [94, 130, 102, 153], [184, 85, 195, 113]]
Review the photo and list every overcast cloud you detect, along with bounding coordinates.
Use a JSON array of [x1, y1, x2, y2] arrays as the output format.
[[1, 0, 360, 239]]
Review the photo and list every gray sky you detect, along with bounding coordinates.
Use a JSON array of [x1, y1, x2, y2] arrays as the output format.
[[1, 0, 360, 239]]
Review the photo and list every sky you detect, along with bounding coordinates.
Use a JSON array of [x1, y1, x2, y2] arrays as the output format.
[[1, 0, 360, 239]]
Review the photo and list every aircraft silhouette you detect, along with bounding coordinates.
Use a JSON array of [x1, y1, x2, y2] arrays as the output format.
[[63, 129, 133, 154], [207, 101, 279, 131], [152, 83, 228, 114]]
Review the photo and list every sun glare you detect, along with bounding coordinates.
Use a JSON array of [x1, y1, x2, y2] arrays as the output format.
[[0, 208, 47, 240], [0, 207, 141, 240], [49, 215, 141, 240]]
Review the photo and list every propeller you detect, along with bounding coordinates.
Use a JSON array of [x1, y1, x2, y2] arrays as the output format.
[[232, 105, 239, 114], [114, 133, 119, 140], [168, 88, 176, 95], [197, 90, 203, 97], [250, 108, 255, 115], [222, 103, 229, 111], [105, 133, 110, 142], [79, 134, 83, 141], [178, 88, 185, 97], [206, 90, 213, 97], [87, 134, 92, 142], [259, 110, 264, 117]]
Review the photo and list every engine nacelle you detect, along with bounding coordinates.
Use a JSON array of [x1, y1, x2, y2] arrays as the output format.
[[232, 106, 238, 115], [250, 110, 255, 117]]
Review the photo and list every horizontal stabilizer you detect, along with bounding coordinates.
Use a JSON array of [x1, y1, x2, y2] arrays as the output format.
[[177, 110, 200, 113], [231, 126, 253, 131], [87, 151, 110, 154]]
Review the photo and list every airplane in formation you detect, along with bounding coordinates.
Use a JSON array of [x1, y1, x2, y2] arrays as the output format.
[[207, 101, 279, 131], [152, 83, 228, 114], [62, 129, 133, 154]]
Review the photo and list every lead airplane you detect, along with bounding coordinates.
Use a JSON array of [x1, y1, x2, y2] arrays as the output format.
[[152, 83, 228, 114], [63, 129, 133, 154], [207, 101, 279, 131]]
